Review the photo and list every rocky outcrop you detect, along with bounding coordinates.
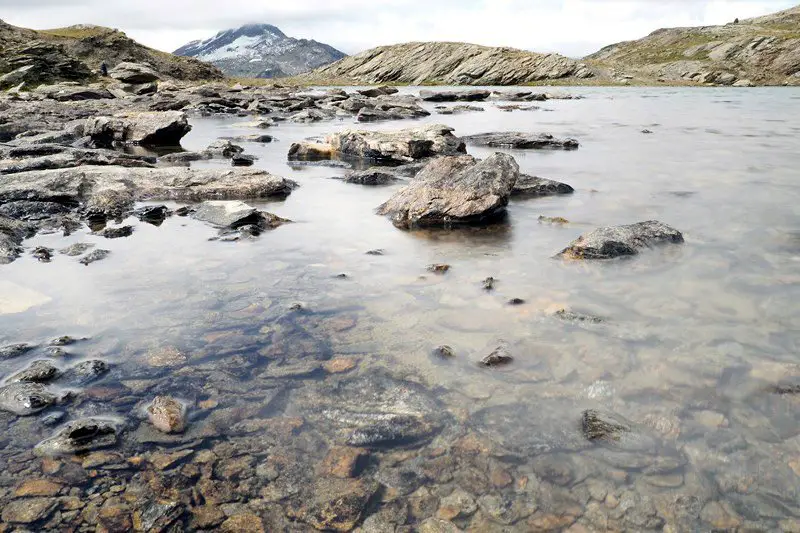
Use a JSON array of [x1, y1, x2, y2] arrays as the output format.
[[289, 124, 465, 164], [376, 153, 519, 229], [586, 5, 800, 86], [557, 220, 684, 259], [420, 89, 491, 102], [309, 41, 594, 85], [84, 111, 191, 147], [462, 132, 579, 150], [0, 41, 92, 90]]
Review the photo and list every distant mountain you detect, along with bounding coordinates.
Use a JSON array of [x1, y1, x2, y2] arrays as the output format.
[[174, 24, 346, 78], [585, 5, 800, 86], [306, 41, 594, 85]]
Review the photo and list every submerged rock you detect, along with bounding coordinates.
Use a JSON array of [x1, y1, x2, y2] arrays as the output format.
[[35, 417, 121, 456], [60, 360, 110, 386], [433, 345, 456, 359], [0, 343, 36, 360], [480, 343, 514, 367], [0, 382, 57, 415], [462, 132, 579, 149], [293, 478, 379, 532], [582, 409, 631, 442], [147, 395, 187, 433], [376, 153, 519, 229], [512, 174, 574, 197], [558, 220, 684, 259], [7, 359, 61, 383], [79, 249, 111, 265], [59, 243, 95, 257], [310, 373, 447, 449]]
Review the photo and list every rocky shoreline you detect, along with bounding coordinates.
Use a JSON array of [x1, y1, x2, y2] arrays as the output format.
[[2, 65, 799, 533]]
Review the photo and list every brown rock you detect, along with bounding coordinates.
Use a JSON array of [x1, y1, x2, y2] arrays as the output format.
[[2, 497, 59, 524], [294, 478, 378, 532], [700, 501, 741, 530], [324, 357, 358, 374], [527, 514, 577, 531], [82, 451, 125, 469], [41, 457, 62, 475], [149, 449, 194, 471], [221, 513, 265, 533], [14, 479, 62, 497], [318, 447, 368, 478], [97, 505, 132, 533], [144, 346, 187, 367], [146, 395, 187, 433], [190, 505, 226, 529]]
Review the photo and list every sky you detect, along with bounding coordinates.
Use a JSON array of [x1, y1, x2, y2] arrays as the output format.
[[1, 0, 796, 58]]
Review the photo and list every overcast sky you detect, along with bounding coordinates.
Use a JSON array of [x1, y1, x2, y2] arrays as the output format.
[[2, 0, 796, 57]]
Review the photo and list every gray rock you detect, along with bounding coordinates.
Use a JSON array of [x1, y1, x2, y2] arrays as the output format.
[[462, 132, 579, 150], [79, 249, 111, 265], [512, 174, 574, 197], [60, 360, 110, 386], [231, 154, 256, 167], [0, 382, 57, 415], [96, 225, 134, 239], [358, 86, 399, 97], [147, 395, 187, 433], [109, 62, 160, 84], [192, 200, 257, 227], [376, 153, 519, 229], [331, 124, 466, 163], [480, 343, 514, 367], [420, 89, 491, 102], [59, 243, 95, 257], [1, 498, 58, 524], [50, 86, 115, 101], [6, 360, 61, 383], [84, 111, 191, 147], [0, 343, 36, 360], [133, 205, 170, 224], [35, 417, 121, 456], [343, 169, 401, 185], [204, 139, 244, 158], [558, 220, 684, 259]]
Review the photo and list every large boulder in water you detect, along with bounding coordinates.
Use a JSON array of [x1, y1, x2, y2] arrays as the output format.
[[557, 220, 684, 259], [420, 89, 491, 102], [108, 62, 160, 84], [84, 111, 191, 147], [289, 124, 465, 164], [376, 153, 519, 229]]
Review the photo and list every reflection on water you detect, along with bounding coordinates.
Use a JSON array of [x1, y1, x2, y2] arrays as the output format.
[[2, 87, 800, 531]]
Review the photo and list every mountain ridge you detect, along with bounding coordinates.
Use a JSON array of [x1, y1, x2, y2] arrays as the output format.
[[174, 23, 346, 78]]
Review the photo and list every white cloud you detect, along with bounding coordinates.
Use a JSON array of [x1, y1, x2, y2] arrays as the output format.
[[2, 0, 795, 57]]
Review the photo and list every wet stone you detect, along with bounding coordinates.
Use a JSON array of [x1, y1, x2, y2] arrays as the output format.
[[221, 513, 265, 532], [555, 309, 603, 324], [582, 410, 631, 442], [324, 357, 358, 374], [32, 246, 54, 262], [480, 343, 513, 367], [437, 488, 478, 521], [59, 359, 110, 386], [365, 248, 385, 256], [318, 446, 368, 478], [14, 479, 63, 497], [433, 345, 456, 359], [59, 243, 94, 257], [0, 382, 57, 415], [419, 517, 462, 533], [190, 505, 226, 529], [96, 225, 134, 239], [35, 417, 120, 456], [7, 359, 61, 383], [1, 497, 59, 524], [146, 395, 187, 433], [507, 298, 526, 306], [133, 500, 183, 532], [428, 263, 451, 274], [482, 277, 496, 291], [133, 204, 170, 224], [293, 478, 378, 532], [49, 336, 82, 347], [79, 249, 110, 265], [0, 343, 35, 359]]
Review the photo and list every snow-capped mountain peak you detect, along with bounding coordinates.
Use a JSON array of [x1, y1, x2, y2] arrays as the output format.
[[174, 24, 345, 79]]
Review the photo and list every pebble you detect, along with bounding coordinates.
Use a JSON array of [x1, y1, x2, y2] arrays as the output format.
[[146, 395, 188, 433], [323, 357, 358, 374]]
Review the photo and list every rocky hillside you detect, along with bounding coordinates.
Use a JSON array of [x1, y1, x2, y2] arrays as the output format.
[[308, 42, 594, 85], [587, 5, 800, 86], [0, 21, 223, 90], [174, 24, 345, 78]]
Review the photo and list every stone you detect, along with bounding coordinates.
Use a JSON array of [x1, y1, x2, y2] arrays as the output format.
[[318, 446, 368, 478], [190, 505, 226, 529], [0, 343, 36, 359], [358, 86, 399, 97], [377, 153, 518, 229], [109, 62, 160, 84], [79, 249, 111, 265], [508, 298, 526, 306], [31, 246, 54, 262], [294, 478, 378, 532], [193, 200, 257, 227], [147, 395, 188, 433], [7, 359, 61, 383], [480, 343, 513, 367], [700, 501, 741, 529], [558, 221, 684, 259], [462, 132, 579, 150], [324, 357, 358, 374], [0, 382, 57, 415], [133, 500, 183, 532], [220, 513, 265, 532], [97, 505, 133, 532], [427, 264, 451, 274], [149, 449, 194, 470], [419, 517, 463, 532], [433, 345, 456, 359], [96, 225, 134, 239], [85, 111, 191, 147], [35, 417, 120, 456], [582, 410, 631, 442], [512, 175, 574, 197], [331, 124, 465, 163], [482, 277, 496, 291], [145, 346, 187, 367], [1, 497, 58, 524], [343, 169, 401, 185], [59, 243, 94, 257], [14, 479, 62, 497], [231, 154, 256, 166], [437, 488, 477, 521], [420, 89, 491, 102], [205, 139, 244, 158], [133, 205, 170, 224]]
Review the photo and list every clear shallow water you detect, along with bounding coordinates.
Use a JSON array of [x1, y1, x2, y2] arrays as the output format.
[[2, 87, 800, 530]]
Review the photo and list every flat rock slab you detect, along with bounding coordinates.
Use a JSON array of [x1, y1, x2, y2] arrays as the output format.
[[377, 153, 519, 229], [558, 220, 684, 259], [420, 89, 492, 102], [192, 201, 257, 227], [289, 124, 465, 164], [462, 132, 579, 149], [512, 174, 574, 197]]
